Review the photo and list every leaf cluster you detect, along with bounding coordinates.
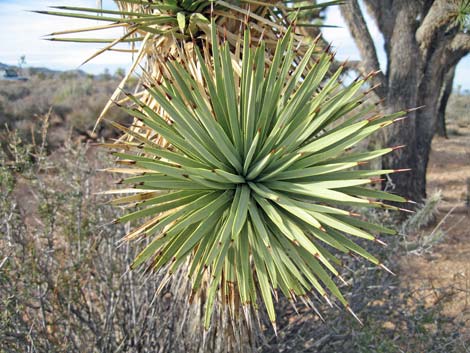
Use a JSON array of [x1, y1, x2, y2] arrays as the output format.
[[106, 23, 409, 329]]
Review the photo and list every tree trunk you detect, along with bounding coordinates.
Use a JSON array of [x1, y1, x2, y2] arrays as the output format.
[[380, 2, 423, 203], [436, 65, 456, 138]]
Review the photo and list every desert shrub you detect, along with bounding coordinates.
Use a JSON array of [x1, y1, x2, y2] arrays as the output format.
[[0, 74, 132, 147], [52, 78, 95, 104], [0, 120, 257, 353], [0, 84, 31, 101], [0, 120, 468, 352], [0, 126, 170, 353]]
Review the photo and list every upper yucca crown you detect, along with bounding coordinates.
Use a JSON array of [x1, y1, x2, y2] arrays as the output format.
[[107, 23, 410, 329]]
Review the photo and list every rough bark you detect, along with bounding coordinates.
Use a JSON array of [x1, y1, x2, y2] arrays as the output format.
[[340, 0, 470, 204], [414, 32, 468, 197], [380, 1, 423, 203], [436, 65, 456, 137]]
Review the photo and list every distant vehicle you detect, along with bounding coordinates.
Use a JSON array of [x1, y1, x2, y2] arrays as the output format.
[[0, 68, 28, 81]]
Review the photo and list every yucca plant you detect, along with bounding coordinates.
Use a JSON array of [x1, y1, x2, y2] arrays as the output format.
[[43, 1, 410, 349], [39, 1, 341, 126], [102, 22, 411, 331]]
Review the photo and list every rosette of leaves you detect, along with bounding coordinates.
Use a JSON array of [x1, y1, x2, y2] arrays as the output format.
[[39, 1, 342, 128], [38, 1, 343, 59], [39, 0, 342, 39], [107, 25, 410, 329]]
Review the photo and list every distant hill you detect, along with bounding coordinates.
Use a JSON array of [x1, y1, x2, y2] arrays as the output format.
[[0, 62, 88, 78]]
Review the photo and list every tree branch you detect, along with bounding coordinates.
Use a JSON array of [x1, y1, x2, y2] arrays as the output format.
[[339, 0, 387, 98], [420, 0, 436, 20], [416, 0, 461, 52], [434, 32, 470, 72], [362, 0, 394, 43], [449, 32, 470, 52], [436, 64, 456, 137]]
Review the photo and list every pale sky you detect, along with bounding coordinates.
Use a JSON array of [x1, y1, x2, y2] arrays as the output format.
[[0, 0, 133, 74], [0, 0, 468, 89]]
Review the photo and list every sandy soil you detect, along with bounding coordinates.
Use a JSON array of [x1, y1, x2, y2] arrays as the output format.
[[400, 123, 470, 337]]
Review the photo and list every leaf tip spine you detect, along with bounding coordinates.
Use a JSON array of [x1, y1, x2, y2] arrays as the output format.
[[373, 238, 388, 247], [393, 168, 411, 173], [391, 144, 406, 151], [346, 305, 363, 325], [378, 263, 395, 276]]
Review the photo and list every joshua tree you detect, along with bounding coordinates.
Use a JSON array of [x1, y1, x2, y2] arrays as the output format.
[[42, 1, 411, 351], [340, 0, 470, 203]]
